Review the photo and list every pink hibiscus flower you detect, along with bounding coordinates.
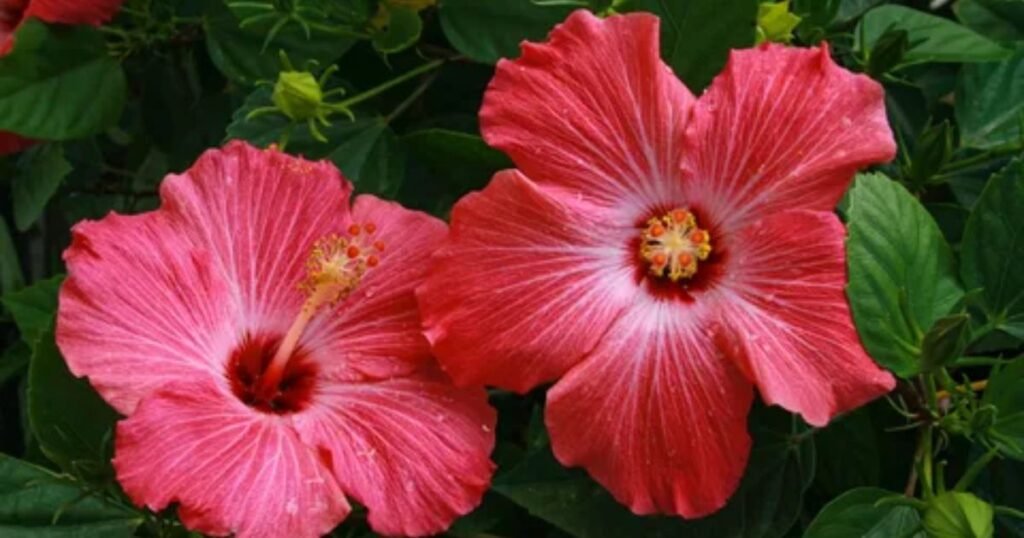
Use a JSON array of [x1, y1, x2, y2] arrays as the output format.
[[418, 10, 897, 517], [56, 142, 496, 537], [1, 0, 124, 154]]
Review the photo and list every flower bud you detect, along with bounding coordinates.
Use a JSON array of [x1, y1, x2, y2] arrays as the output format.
[[272, 71, 323, 121], [923, 492, 994, 538]]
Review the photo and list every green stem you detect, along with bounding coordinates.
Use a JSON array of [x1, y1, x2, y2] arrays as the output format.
[[954, 447, 999, 492], [941, 143, 1022, 173], [995, 505, 1024, 520], [335, 59, 444, 110], [920, 424, 935, 499], [956, 356, 1018, 367], [385, 70, 440, 123]]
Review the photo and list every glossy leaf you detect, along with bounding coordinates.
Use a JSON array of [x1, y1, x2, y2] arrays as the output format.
[[856, 5, 1009, 65], [961, 158, 1024, 338], [0, 21, 126, 139], [805, 487, 925, 538], [846, 173, 964, 378], [0, 454, 141, 537], [13, 143, 71, 231]]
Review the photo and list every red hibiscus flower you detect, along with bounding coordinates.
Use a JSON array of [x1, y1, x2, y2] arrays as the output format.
[[56, 142, 496, 537], [418, 10, 897, 518], [0, 0, 124, 154]]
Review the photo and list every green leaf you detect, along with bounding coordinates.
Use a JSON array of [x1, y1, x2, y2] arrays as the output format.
[[856, 5, 1010, 66], [1, 275, 63, 349], [204, 0, 356, 85], [957, 49, 1024, 150], [439, 0, 572, 63], [28, 327, 120, 480], [924, 492, 995, 538], [403, 128, 511, 190], [494, 407, 814, 538], [0, 454, 141, 537], [0, 21, 126, 139], [920, 313, 972, 372], [227, 86, 404, 196], [982, 358, 1024, 460], [13, 143, 72, 231], [0, 341, 29, 386], [804, 487, 925, 538], [372, 6, 423, 54], [846, 173, 964, 378], [955, 0, 1024, 43], [961, 158, 1024, 337], [621, 0, 759, 92], [0, 217, 24, 295]]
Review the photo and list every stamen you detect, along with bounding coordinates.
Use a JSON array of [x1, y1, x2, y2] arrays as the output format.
[[640, 208, 712, 282], [257, 223, 384, 398]]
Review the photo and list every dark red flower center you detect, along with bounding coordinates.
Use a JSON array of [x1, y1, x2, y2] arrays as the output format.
[[632, 205, 726, 302], [0, 0, 28, 37], [227, 333, 318, 414]]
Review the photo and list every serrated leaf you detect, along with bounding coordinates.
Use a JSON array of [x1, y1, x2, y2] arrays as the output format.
[[846, 173, 964, 378], [13, 143, 71, 231], [28, 327, 120, 480], [856, 5, 1010, 66], [805, 487, 925, 538], [0, 454, 141, 537], [439, 0, 572, 64], [1, 275, 63, 349], [961, 158, 1024, 337], [0, 21, 126, 139], [957, 49, 1024, 150]]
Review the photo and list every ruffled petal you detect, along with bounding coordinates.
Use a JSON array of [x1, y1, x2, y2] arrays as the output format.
[[25, 0, 124, 26], [481, 9, 694, 214], [418, 170, 636, 393], [159, 142, 352, 332], [57, 212, 235, 414], [715, 210, 895, 427], [293, 367, 495, 537], [0, 131, 34, 155], [683, 44, 895, 231], [114, 378, 349, 538], [546, 299, 753, 518], [304, 195, 447, 380]]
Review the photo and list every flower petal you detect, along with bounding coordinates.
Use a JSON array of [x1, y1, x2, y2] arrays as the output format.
[[160, 142, 352, 331], [114, 378, 349, 538], [57, 212, 235, 414], [684, 44, 895, 231], [304, 195, 447, 380], [418, 170, 636, 393], [293, 367, 495, 537], [481, 10, 694, 214], [546, 299, 753, 518], [715, 209, 895, 427], [25, 0, 125, 26]]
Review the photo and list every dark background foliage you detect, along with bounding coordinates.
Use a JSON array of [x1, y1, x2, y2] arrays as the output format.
[[0, 0, 1022, 536]]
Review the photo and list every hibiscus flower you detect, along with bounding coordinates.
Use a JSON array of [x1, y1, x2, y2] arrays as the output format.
[[418, 10, 896, 517], [57, 142, 496, 537], [0, 0, 124, 154]]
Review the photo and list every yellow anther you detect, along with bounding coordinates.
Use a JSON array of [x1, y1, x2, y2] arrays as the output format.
[[640, 208, 712, 281]]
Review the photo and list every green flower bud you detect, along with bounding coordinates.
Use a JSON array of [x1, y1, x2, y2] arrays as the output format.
[[272, 71, 323, 121], [755, 1, 801, 45], [923, 492, 994, 538]]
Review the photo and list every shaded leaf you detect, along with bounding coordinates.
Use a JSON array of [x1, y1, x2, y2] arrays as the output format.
[[982, 358, 1024, 460], [1, 276, 63, 349], [0, 217, 23, 295], [403, 128, 511, 190], [13, 143, 71, 231], [439, 0, 572, 63], [957, 49, 1024, 150]]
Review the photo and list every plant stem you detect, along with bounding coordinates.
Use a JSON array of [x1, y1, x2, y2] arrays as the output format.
[[336, 59, 444, 110], [385, 70, 440, 123], [954, 447, 999, 491]]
